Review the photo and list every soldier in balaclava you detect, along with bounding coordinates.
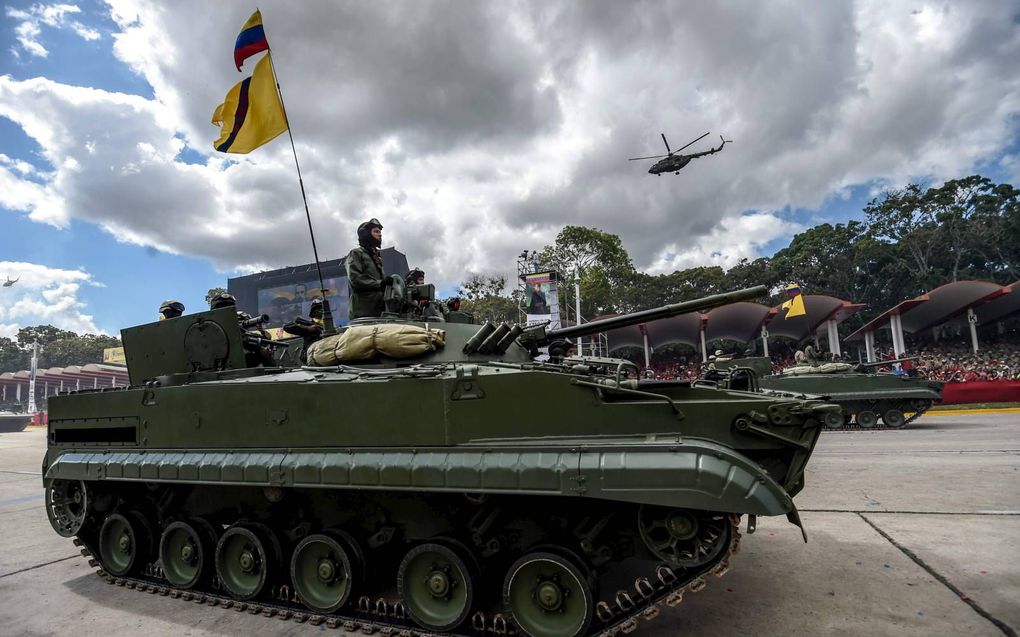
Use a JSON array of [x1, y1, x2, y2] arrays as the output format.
[[346, 218, 390, 319]]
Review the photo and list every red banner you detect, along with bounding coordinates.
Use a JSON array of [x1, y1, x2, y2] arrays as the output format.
[[940, 381, 1020, 405]]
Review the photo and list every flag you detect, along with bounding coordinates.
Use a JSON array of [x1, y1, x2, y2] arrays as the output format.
[[781, 282, 807, 319], [234, 10, 269, 71], [212, 54, 288, 153]]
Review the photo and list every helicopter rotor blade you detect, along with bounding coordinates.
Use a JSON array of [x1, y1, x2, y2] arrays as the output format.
[[671, 131, 711, 155], [628, 155, 668, 161], [660, 133, 671, 154]]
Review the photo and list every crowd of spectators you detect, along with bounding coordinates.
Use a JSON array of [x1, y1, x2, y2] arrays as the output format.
[[633, 341, 1020, 383], [911, 344, 1020, 382]]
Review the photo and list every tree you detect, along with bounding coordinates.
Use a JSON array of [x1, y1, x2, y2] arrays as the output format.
[[0, 337, 27, 373], [537, 226, 635, 320], [41, 334, 123, 368], [458, 274, 519, 324], [16, 325, 76, 349]]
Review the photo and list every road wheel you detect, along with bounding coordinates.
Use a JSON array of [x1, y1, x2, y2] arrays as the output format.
[[291, 530, 363, 613], [856, 410, 878, 428], [215, 524, 279, 600], [160, 519, 216, 589], [503, 551, 595, 637], [397, 541, 477, 632], [46, 479, 89, 537], [100, 511, 152, 576], [882, 409, 906, 428], [822, 411, 846, 429]]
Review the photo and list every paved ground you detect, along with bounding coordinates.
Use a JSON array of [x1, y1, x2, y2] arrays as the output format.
[[1, 414, 1017, 637]]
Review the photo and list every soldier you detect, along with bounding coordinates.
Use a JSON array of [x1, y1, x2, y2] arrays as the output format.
[[159, 299, 185, 320], [209, 291, 237, 310], [283, 298, 326, 363], [346, 218, 390, 319]]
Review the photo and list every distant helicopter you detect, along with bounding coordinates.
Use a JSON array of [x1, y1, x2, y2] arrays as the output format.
[[3, 276, 19, 287], [629, 132, 731, 175]]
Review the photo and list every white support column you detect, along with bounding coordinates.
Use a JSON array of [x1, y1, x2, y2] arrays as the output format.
[[968, 308, 979, 353], [890, 314, 905, 357], [16, 384, 21, 401], [642, 330, 651, 368], [760, 325, 769, 357], [826, 319, 841, 357], [700, 328, 708, 363], [864, 331, 876, 362]]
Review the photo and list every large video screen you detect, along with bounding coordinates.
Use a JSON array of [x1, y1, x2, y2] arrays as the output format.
[[257, 276, 349, 327]]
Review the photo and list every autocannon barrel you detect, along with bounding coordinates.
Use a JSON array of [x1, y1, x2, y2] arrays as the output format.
[[543, 285, 768, 343], [857, 356, 919, 368]]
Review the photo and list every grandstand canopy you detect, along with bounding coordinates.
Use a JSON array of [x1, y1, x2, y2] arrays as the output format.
[[601, 294, 862, 360], [845, 280, 1018, 359], [848, 280, 1010, 338], [767, 295, 865, 341]]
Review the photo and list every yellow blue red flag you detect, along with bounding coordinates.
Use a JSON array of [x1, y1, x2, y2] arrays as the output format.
[[234, 10, 269, 71], [781, 282, 807, 318], [211, 54, 287, 153]]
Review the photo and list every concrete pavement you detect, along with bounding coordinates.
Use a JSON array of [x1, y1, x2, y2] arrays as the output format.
[[1, 414, 1017, 636]]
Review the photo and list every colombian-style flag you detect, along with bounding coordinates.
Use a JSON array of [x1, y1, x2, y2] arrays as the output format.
[[781, 282, 807, 318], [234, 10, 269, 71], [211, 54, 288, 153]]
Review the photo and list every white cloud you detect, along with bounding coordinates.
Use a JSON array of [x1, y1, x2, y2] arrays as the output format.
[[0, 0, 1017, 292], [0, 261, 102, 337], [5, 3, 100, 58]]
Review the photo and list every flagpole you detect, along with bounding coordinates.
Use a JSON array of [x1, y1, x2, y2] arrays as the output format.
[[261, 26, 336, 333]]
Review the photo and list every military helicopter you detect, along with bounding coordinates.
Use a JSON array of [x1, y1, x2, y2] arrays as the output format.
[[630, 132, 731, 175], [2, 276, 19, 287]]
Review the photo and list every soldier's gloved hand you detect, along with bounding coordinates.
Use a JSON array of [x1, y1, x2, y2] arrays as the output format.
[[380, 277, 394, 290]]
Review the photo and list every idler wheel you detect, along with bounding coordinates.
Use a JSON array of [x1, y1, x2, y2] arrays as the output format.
[[882, 409, 906, 428], [45, 479, 88, 538], [397, 541, 477, 631], [215, 524, 279, 600], [160, 519, 217, 589], [503, 551, 595, 637], [822, 410, 846, 429], [856, 410, 878, 428], [637, 506, 729, 568], [291, 530, 363, 613], [99, 511, 152, 576]]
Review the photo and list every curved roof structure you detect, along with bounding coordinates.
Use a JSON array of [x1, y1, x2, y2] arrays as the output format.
[[600, 294, 862, 353], [704, 302, 775, 343], [847, 280, 1014, 341], [768, 295, 865, 340]]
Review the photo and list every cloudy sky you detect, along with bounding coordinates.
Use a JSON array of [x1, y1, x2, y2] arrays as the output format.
[[0, 0, 1018, 337]]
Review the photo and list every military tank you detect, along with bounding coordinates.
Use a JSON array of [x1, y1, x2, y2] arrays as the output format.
[[710, 354, 943, 430], [42, 284, 837, 637], [0, 410, 32, 433]]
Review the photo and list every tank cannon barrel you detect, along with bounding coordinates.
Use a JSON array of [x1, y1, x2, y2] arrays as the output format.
[[856, 356, 919, 368], [542, 285, 768, 343]]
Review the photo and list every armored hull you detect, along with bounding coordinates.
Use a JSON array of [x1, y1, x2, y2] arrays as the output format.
[[758, 371, 943, 429], [0, 412, 32, 433], [43, 289, 838, 637]]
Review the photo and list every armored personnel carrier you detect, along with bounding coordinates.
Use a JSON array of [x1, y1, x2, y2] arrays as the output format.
[[0, 410, 32, 433], [711, 355, 943, 429], [43, 284, 837, 637]]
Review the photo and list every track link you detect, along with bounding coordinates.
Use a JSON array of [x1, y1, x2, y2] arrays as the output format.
[[73, 516, 742, 637]]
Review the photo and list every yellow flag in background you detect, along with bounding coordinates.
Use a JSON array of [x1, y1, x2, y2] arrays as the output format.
[[212, 54, 287, 153], [781, 287, 807, 319]]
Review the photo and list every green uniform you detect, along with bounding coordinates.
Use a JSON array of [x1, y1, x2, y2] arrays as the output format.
[[346, 246, 385, 319]]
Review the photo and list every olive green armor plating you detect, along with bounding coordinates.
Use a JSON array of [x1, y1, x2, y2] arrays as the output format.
[[713, 356, 943, 429], [43, 286, 836, 637]]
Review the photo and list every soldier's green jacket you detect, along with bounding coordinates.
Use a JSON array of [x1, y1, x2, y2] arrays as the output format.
[[346, 246, 385, 319]]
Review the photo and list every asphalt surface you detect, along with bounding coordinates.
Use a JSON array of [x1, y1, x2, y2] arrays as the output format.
[[1, 414, 1017, 637]]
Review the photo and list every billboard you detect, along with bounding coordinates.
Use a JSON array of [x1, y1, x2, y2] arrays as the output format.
[[524, 271, 560, 330], [257, 276, 349, 327], [103, 347, 126, 365]]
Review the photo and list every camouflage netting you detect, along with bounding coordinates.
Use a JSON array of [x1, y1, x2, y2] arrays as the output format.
[[306, 324, 446, 365]]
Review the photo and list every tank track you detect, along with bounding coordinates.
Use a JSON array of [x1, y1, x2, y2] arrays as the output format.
[[71, 515, 741, 637], [822, 403, 933, 432]]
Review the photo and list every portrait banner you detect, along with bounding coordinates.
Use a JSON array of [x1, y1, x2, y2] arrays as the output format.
[[524, 271, 560, 330]]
